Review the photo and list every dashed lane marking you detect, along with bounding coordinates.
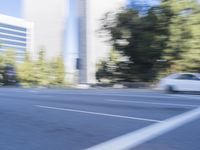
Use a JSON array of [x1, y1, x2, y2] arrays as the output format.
[[35, 105, 162, 123], [106, 99, 199, 108]]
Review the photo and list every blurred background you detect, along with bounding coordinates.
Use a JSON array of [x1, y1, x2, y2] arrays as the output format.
[[0, 0, 200, 87]]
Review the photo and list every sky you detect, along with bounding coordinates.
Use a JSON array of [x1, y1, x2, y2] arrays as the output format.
[[0, 0, 200, 19], [0, 0, 158, 19], [128, 0, 160, 13], [129, 0, 160, 6], [0, 0, 21, 17]]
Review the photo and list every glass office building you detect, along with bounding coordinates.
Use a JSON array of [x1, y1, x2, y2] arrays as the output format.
[[0, 14, 34, 62]]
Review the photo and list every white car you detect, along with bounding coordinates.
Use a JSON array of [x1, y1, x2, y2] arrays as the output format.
[[158, 73, 200, 93]]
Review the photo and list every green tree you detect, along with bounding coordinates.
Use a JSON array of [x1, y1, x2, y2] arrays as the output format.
[[0, 49, 18, 85], [100, 1, 200, 81], [162, 0, 200, 73], [18, 51, 66, 86], [3, 49, 17, 65], [34, 49, 50, 86], [100, 8, 168, 81], [17, 52, 37, 86], [49, 56, 65, 85], [96, 50, 125, 83]]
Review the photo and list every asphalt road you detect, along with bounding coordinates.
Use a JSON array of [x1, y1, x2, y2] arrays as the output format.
[[0, 88, 200, 150]]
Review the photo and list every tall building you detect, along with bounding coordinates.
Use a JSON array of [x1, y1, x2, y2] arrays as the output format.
[[22, 0, 126, 84], [23, 0, 67, 60], [0, 14, 34, 62], [23, 0, 78, 83]]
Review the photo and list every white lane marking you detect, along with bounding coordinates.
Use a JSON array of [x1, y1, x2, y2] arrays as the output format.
[[86, 107, 200, 150], [28, 92, 172, 99], [1, 89, 199, 100], [36, 92, 200, 100], [172, 94, 200, 100], [57, 93, 175, 99], [107, 99, 200, 108], [35, 105, 161, 123], [30, 90, 38, 93]]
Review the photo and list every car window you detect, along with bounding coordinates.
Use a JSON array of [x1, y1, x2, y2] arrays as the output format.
[[176, 74, 199, 80], [166, 73, 180, 79]]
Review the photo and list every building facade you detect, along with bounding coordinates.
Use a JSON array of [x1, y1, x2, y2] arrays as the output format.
[[23, 0, 76, 82], [0, 14, 34, 62], [23, 0, 67, 60], [22, 0, 126, 84]]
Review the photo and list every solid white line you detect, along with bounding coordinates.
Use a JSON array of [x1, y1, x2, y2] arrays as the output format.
[[1, 89, 199, 100], [173, 94, 200, 100], [35, 105, 161, 123], [36, 92, 173, 99], [107, 99, 199, 108], [43, 92, 200, 100], [63, 93, 174, 99], [86, 107, 200, 150]]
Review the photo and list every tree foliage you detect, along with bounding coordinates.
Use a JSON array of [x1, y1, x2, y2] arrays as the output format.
[[0, 49, 17, 66], [0, 49, 17, 85], [100, 8, 168, 81], [48, 56, 65, 85], [17, 50, 66, 86], [17, 52, 37, 85], [162, 0, 200, 73], [98, 0, 200, 82], [96, 50, 123, 82]]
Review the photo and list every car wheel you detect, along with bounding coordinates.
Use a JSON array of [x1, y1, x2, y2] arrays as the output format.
[[166, 85, 176, 93]]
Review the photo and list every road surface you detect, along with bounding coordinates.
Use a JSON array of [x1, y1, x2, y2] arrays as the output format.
[[0, 88, 200, 150]]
